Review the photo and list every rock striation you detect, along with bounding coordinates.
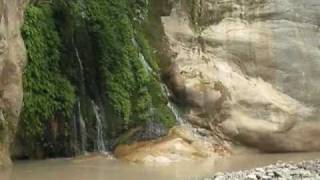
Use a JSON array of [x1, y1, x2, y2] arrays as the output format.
[[162, 0, 320, 152]]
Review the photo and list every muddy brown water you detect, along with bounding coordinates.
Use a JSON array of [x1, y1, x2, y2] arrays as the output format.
[[1, 152, 320, 180]]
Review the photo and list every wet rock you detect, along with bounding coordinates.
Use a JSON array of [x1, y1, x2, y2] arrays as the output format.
[[114, 126, 222, 164], [134, 121, 169, 141]]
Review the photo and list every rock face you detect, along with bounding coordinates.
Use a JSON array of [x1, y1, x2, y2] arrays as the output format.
[[0, 0, 26, 166], [162, 0, 320, 152]]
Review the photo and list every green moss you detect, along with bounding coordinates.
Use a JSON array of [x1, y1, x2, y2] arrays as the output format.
[[21, 4, 76, 153]]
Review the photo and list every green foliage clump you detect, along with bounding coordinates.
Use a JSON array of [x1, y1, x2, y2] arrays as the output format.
[[135, 32, 159, 72], [20, 0, 176, 153], [83, 0, 175, 129], [21, 4, 75, 149], [135, 32, 175, 128], [85, 0, 136, 126]]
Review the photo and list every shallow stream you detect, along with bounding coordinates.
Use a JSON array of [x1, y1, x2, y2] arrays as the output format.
[[1, 152, 320, 180]]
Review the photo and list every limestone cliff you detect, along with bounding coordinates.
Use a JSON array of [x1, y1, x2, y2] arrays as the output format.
[[162, 0, 320, 152], [0, 0, 26, 166]]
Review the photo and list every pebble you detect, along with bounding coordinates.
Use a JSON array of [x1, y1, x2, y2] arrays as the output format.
[[203, 160, 320, 180], [245, 174, 257, 180]]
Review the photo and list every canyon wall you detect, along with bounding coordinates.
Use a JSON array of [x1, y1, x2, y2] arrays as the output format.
[[1, 0, 320, 166], [10, 0, 177, 160], [0, 0, 26, 166], [162, 0, 320, 152]]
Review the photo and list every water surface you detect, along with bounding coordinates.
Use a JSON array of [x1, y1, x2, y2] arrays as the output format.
[[2, 153, 320, 180]]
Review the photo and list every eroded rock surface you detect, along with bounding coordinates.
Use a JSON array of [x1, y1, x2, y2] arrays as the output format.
[[162, 0, 320, 152], [0, 0, 26, 166], [115, 126, 229, 164]]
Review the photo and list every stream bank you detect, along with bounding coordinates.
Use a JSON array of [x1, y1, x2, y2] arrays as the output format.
[[204, 160, 320, 180]]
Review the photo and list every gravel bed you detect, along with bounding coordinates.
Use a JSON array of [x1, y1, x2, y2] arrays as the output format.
[[203, 160, 320, 180]]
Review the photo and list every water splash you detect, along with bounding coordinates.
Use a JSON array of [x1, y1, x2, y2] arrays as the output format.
[[91, 100, 106, 152]]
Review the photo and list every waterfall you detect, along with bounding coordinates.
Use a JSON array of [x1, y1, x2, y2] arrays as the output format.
[[72, 111, 77, 152], [75, 47, 84, 79], [79, 102, 87, 153], [72, 39, 107, 154], [161, 84, 185, 125], [139, 53, 153, 74], [73, 100, 87, 154], [132, 37, 184, 125], [167, 101, 184, 125], [74, 46, 86, 95], [71, 38, 88, 154], [132, 37, 153, 74], [91, 100, 106, 152], [161, 83, 171, 97]]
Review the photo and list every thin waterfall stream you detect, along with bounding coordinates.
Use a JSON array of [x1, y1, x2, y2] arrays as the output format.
[[72, 41, 107, 154], [139, 52, 153, 74], [161, 83, 185, 125], [91, 100, 106, 152], [72, 42, 88, 154], [77, 100, 87, 154], [74, 45, 86, 94], [135, 40, 185, 125]]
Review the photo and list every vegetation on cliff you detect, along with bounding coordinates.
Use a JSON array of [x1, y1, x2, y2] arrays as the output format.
[[59, 0, 175, 131], [19, 0, 175, 158], [21, 4, 76, 156]]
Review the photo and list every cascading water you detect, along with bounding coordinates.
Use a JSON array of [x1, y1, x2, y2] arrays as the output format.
[[161, 84, 185, 125], [74, 45, 86, 94], [75, 48, 84, 78], [141, 54, 185, 124], [167, 101, 184, 125], [72, 40, 88, 154], [72, 39, 109, 155], [133, 37, 185, 125], [91, 100, 106, 152], [72, 112, 78, 153], [79, 103, 87, 153], [139, 53, 153, 74], [133, 37, 153, 74], [73, 100, 87, 154], [160, 83, 171, 98]]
